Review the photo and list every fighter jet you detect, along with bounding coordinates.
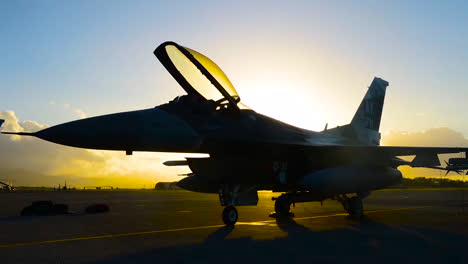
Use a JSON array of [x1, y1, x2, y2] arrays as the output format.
[[3, 41, 468, 225]]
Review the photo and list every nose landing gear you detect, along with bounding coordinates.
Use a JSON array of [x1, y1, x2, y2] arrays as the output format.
[[218, 184, 259, 225]]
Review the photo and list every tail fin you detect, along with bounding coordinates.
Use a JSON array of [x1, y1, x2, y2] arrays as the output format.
[[351, 77, 388, 131], [324, 77, 388, 145]]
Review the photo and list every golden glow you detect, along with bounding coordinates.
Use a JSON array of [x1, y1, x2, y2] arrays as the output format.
[[238, 78, 324, 130], [214, 40, 363, 131]]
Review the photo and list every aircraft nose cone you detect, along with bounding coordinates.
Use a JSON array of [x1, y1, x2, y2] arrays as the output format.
[[36, 108, 201, 152]]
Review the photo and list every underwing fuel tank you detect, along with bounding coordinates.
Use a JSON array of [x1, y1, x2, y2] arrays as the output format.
[[300, 167, 402, 194], [32, 108, 201, 152], [176, 175, 220, 193], [448, 158, 468, 165]]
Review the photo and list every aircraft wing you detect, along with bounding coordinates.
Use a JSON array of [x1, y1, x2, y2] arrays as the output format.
[[201, 139, 468, 168]]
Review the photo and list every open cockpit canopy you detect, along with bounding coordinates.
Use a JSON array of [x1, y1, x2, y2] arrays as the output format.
[[154, 42, 241, 109]]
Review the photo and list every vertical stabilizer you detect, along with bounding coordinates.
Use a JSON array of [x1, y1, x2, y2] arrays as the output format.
[[351, 77, 388, 132]]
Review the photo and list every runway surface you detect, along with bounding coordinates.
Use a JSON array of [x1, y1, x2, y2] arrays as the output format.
[[0, 189, 467, 263]]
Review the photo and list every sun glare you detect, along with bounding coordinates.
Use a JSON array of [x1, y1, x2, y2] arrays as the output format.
[[237, 76, 326, 131]]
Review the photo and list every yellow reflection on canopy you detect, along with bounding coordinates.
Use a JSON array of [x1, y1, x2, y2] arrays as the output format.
[[166, 45, 225, 101], [185, 47, 240, 101]]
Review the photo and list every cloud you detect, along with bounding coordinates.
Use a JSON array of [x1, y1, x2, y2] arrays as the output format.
[[0, 110, 26, 132], [382, 128, 468, 179], [0, 110, 193, 187], [48, 101, 88, 120], [74, 108, 87, 119], [0, 111, 105, 175], [382, 127, 468, 147]]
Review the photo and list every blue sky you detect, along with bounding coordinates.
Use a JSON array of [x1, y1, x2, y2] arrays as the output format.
[[2, 0, 468, 135]]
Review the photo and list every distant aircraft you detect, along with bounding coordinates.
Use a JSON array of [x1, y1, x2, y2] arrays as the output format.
[[444, 158, 468, 175], [3, 41, 468, 225]]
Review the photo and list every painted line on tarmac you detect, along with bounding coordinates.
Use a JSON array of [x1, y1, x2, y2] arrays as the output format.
[[237, 206, 433, 225], [0, 205, 431, 248], [0, 224, 226, 248]]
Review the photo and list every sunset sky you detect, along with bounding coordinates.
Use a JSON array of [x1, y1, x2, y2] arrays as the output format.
[[1, 0, 468, 187]]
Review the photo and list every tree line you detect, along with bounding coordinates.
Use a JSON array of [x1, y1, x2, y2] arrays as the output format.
[[401, 177, 467, 188]]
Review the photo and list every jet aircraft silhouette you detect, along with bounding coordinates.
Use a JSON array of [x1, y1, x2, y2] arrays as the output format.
[[3, 41, 468, 225]]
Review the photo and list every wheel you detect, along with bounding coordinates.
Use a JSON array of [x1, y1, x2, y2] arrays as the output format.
[[222, 206, 238, 225], [274, 196, 291, 216]]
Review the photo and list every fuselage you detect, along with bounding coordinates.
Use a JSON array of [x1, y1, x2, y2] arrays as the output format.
[[33, 97, 355, 154], [29, 96, 401, 195]]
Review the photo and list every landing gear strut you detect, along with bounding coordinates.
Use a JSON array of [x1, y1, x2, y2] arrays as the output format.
[[222, 205, 238, 225], [275, 196, 291, 215], [218, 184, 259, 225], [337, 195, 364, 217]]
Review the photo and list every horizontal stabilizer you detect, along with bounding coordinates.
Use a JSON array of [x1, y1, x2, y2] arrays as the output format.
[[163, 160, 188, 166], [1, 131, 36, 136]]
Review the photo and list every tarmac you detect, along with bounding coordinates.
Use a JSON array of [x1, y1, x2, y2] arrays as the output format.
[[0, 189, 467, 263]]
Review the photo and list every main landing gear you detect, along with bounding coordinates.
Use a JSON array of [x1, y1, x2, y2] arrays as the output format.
[[335, 193, 368, 217], [222, 205, 238, 225], [270, 192, 369, 219], [270, 192, 325, 218], [218, 186, 368, 224], [271, 195, 294, 218]]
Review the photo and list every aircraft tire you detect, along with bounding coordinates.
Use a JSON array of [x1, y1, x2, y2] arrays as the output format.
[[274, 196, 291, 216], [222, 206, 238, 225]]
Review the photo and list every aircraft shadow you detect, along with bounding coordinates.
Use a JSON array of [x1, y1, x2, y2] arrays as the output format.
[[203, 225, 235, 244], [89, 214, 467, 264]]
